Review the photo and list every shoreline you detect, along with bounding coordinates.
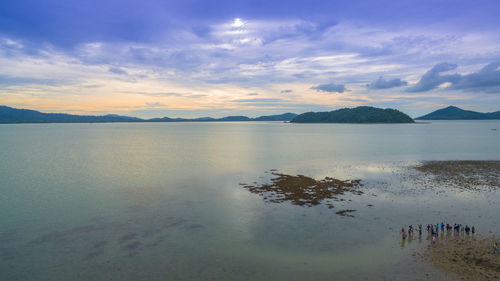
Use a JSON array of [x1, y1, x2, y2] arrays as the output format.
[[420, 234, 500, 280]]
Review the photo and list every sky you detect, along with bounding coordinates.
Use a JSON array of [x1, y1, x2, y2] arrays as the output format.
[[1, 0, 500, 118]]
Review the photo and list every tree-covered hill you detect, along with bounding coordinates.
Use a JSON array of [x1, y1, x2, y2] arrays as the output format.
[[415, 106, 500, 120], [290, 106, 414, 123], [0, 105, 297, 123]]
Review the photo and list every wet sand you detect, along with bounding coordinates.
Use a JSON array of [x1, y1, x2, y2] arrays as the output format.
[[413, 161, 500, 280], [421, 235, 500, 280]]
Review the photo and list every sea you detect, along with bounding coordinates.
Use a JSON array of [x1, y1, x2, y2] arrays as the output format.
[[1, 120, 499, 280]]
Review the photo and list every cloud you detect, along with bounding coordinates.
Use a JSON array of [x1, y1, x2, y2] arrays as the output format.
[[407, 62, 500, 93], [135, 92, 207, 98], [448, 62, 500, 92], [145, 102, 165, 107], [247, 92, 259, 96], [109, 67, 127, 75], [406, 62, 461, 92], [311, 82, 346, 93], [2, 8, 500, 117], [339, 97, 369, 102], [231, 98, 284, 102], [138, 92, 183, 97], [0, 75, 63, 86], [367, 76, 408, 89], [82, 84, 101, 88], [189, 94, 208, 98]]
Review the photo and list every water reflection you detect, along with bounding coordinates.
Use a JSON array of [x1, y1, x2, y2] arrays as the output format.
[[1, 122, 500, 280]]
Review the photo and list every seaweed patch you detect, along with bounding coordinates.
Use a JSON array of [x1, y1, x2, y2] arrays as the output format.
[[335, 210, 357, 217], [241, 171, 364, 214]]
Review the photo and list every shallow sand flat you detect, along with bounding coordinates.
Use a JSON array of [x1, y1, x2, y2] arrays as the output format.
[[420, 235, 500, 281]]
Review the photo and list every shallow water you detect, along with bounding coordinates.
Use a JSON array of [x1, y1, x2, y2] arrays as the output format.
[[1, 121, 499, 280]]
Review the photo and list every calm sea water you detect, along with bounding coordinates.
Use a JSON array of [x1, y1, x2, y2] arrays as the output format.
[[1, 121, 499, 280]]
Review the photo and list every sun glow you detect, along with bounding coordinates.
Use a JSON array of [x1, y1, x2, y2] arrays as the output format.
[[232, 18, 245, 28]]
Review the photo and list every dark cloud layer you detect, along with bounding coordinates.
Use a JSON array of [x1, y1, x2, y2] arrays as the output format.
[[2, 0, 499, 48], [311, 83, 346, 93]]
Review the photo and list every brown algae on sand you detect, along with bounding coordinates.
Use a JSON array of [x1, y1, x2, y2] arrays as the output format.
[[414, 161, 500, 191], [241, 171, 363, 211], [335, 209, 357, 217], [421, 235, 500, 281]]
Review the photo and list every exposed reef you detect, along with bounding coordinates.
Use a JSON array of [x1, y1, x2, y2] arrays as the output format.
[[240, 171, 363, 213]]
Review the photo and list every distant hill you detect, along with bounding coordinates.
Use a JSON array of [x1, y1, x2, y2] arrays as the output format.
[[0, 105, 142, 123], [254, 113, 298, 121], [290, 106, 414, 123], [416, 106, 500, 120], [217, 116, 252, 121], [0, 105, 297, 123], [146, 113, 296, 122]]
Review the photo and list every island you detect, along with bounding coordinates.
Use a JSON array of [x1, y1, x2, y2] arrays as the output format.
[[290, 106, 414, 123], [0, 105, 297, 124], [415, 106, 500, 120]]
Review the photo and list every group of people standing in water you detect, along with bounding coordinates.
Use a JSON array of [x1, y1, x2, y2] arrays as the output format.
[[401, 223, 475, 242], [401, 223, 500, 254]]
